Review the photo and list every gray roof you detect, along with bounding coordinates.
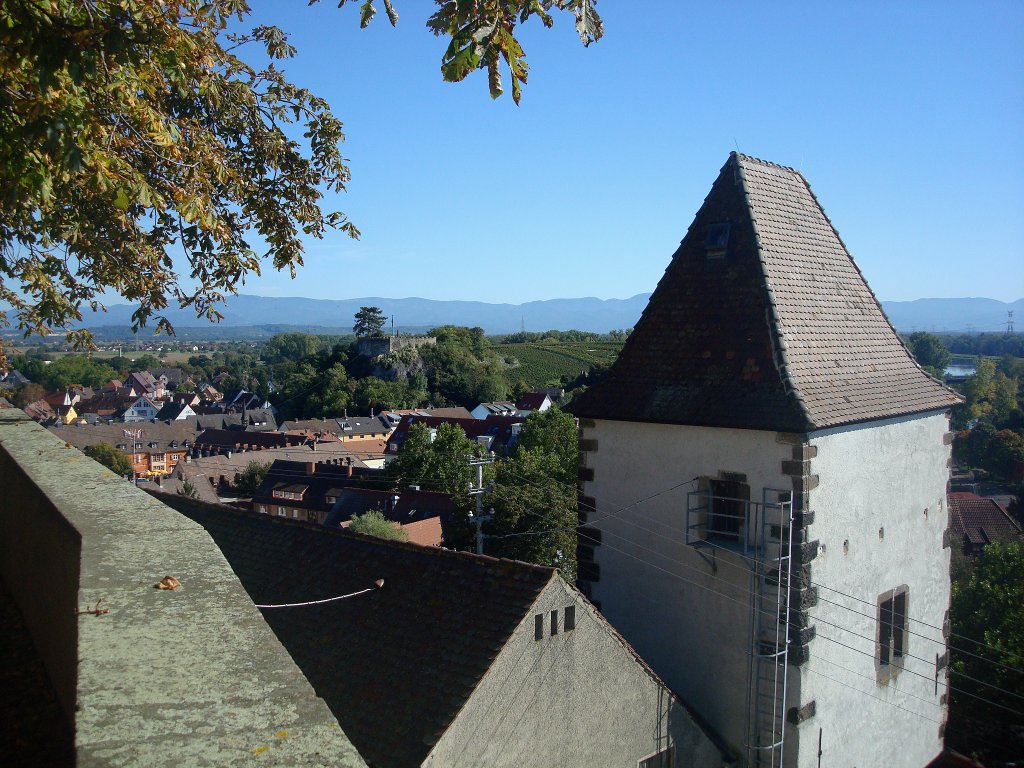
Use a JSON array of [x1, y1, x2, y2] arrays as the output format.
[[570, 153, 961, 431]]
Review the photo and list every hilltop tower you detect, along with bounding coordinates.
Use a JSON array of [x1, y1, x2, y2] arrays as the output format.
[[570, 153, 961, 767]]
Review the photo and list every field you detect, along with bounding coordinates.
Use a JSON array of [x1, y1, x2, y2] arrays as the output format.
[[495, 341, 624, 388]]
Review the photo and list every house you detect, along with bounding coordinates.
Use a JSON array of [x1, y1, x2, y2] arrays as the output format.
[[516, 390, 554, 414], [126, 370, 163, 398], [386, 414, 525, 457], [194, 408, 277, 432], [948, 492, 1022, 554], [160, 494, 729, 768], [155, 400, 196, 421], [21, 398, 55, 422], [122, 394, 161, 423], [325, 486, 459, 546], [252, 458, 369, 524], [53, 420, 198, 477], [470, 400, 518, 419], [193, 428, 304, 458], [569, 153, 961, 766], [150, 367, 185, 391], [0, 368, 30, 390]]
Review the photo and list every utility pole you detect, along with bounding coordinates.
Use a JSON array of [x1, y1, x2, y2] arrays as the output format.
[[467, 455, 495, 555]]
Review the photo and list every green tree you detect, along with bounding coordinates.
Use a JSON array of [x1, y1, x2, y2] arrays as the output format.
[[348, 510, 408, 542], [262, 333, 324, 365], [83, 441, 133, 476], [947, 541, 1024, 762], [906, 332, 951, 378], [234, 460, 270, 496], [484, 408, 578, 577], [178, 479, 199, 499], [962, 358, 1019, 426], [353, 306, 387, 338], [485, 448, 577, 579], [387, 421, 480, 494]]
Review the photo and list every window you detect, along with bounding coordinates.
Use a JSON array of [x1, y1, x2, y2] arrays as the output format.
[[550, 609, 559, 636], [705, 222, 731, 259], [878, 587, 908, 680], [638, 746, 674, 768], [534, 614, 543, 641], [564, 606, 576, 632], [708, 477, 749, 541]]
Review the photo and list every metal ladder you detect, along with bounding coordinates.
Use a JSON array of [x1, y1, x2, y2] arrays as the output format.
[[745, 490, 794, 767]]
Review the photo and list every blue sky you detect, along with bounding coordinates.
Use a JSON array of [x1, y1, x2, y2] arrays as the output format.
[[232, 0, 1024, 305]]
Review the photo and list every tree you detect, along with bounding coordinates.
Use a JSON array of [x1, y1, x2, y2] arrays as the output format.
[[178, 478, 199, 499], [12, 382, 45, 408], [484, 408, 578, 577], [262, 333, 323, 365], [1, 1, 601, 364], [947, 541, 1024, 762], [353, 306, 387, 338], [348, 510, 408, 542], [387, 421, 481, 494], [83, 441, 133, 476], [906, 332, 951, 378], [234, 460, 270, 496]]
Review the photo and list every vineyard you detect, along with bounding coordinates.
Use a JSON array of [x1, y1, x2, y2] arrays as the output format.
[[496, 341, 624, 388]]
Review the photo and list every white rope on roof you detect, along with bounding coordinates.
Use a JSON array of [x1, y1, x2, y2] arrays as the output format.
[[254, 579, 384, 609]]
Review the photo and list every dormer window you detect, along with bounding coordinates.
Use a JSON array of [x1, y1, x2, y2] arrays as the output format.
[[705, 222, 731, 259]]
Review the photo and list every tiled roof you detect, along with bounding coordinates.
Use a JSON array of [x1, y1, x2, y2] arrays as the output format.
[[158, 496, 555, 768], [948, 492, 1022, 547], [570, 153, 961, 431], [51, 419, 199, 453]]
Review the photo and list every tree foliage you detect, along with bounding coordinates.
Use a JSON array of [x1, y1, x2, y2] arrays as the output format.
[[329, 0, 603, 105], [83, 440, 133, 476], [484, 408, 577, 577], [262, 333, 324, 365], [387, 421, 481, 494], [348, 509, 408, 542], [353, 306, 387, 338], [905, 331, 950, 378], [1, 0, 601, 364], [947, 541, 1024, 762], [0, 0, 358, 359], [233, 459, 270, 495]]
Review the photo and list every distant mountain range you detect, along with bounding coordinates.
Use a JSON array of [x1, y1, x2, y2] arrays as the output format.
[[77, 294, 1024, 337]]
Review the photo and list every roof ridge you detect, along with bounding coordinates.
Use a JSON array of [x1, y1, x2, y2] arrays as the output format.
[[732, 154, 815, 430], [159, 492, 558, 575], [731, 150, 798, 173]]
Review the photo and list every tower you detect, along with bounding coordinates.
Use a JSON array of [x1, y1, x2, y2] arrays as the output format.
[[570, 154, 961, 767]]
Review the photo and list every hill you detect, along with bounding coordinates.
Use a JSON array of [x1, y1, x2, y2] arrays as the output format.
[[73, 294, 1024, 337]]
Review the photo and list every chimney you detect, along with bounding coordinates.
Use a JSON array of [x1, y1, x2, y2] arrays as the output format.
[[346, 457, 353, 478], [306, 462, 316, 476]]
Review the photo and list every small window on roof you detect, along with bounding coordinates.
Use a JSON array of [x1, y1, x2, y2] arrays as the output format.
[[705, 222, 731, 258]]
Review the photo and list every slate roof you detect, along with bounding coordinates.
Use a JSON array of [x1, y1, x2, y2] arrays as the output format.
[[253, 459, 371, 514], [51, 419, 199, 454], [948, 492, 1022, 549], [158, 496, 555, 768], [570, 153, 961, 432], [386, 414, 524, 455]]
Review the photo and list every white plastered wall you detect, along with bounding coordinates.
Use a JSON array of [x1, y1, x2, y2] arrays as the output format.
[[800, 410, 950, 768], [580, 419, 794, 758], [422, 576, 725, 768]]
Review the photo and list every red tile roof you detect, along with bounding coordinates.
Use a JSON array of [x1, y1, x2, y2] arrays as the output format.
[[948, 492, 1022, 549]]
